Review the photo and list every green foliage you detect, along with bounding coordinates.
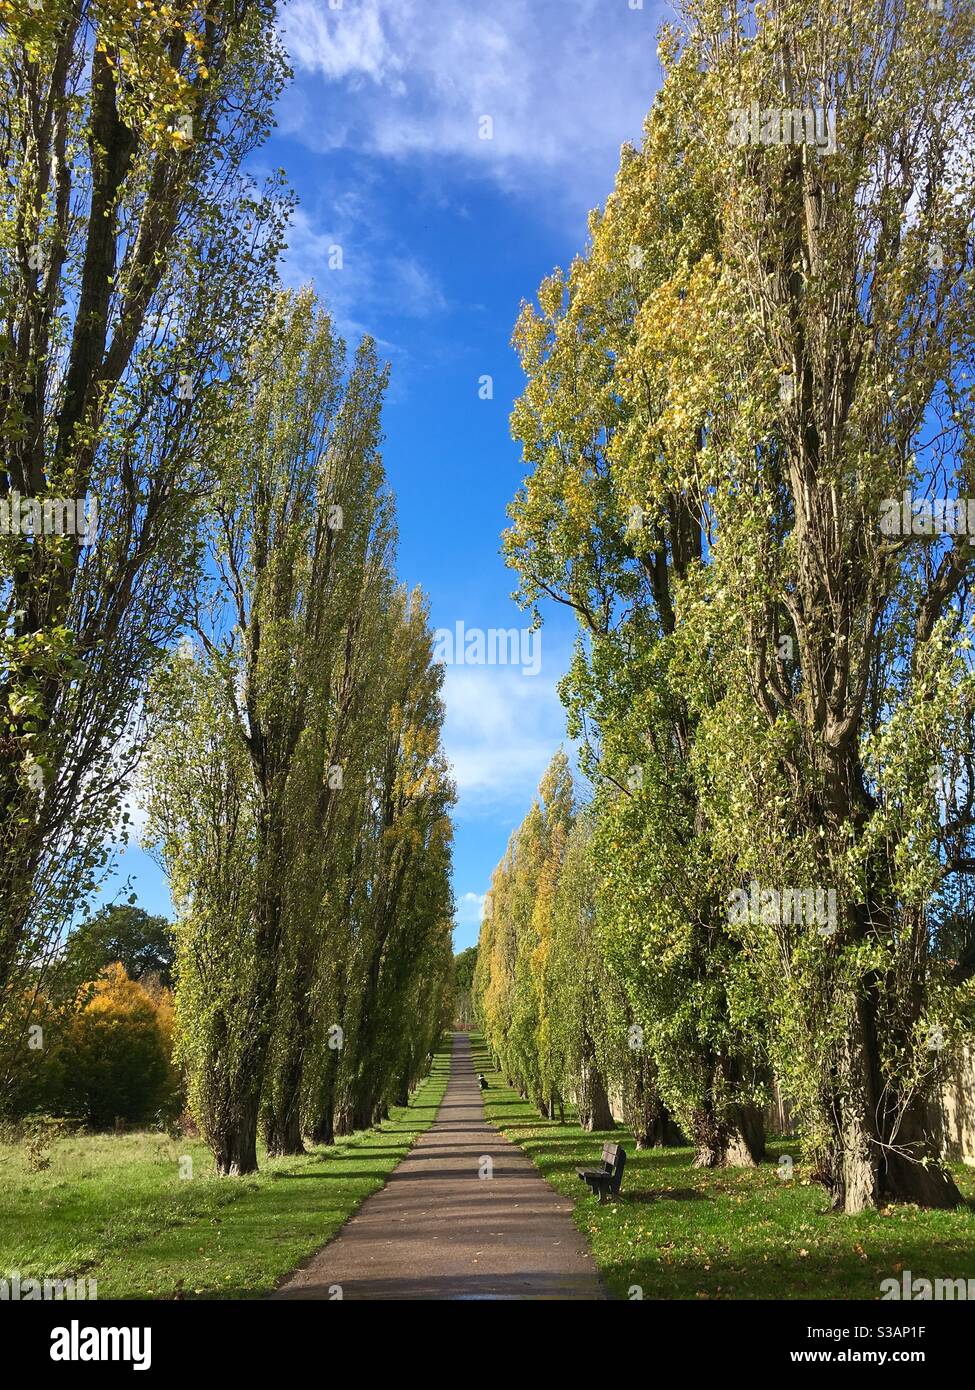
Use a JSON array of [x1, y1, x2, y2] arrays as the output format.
[[498, 0, 975, 1208], [145, 290, 454, 1173], [453, 946, 478, 996], [61, 905, 174, 991], [478, 751, 573, 1113], [452, 946, 478, 1027]]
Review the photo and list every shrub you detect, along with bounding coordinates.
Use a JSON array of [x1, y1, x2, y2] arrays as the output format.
[[57, 965, 171, 1128]]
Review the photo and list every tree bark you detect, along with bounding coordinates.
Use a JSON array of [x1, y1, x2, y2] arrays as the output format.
[[211, 1099, 259, 1177], [823, 996, 960, 1213], [578, 1047, 615, 1132], [262, 1046, 306, 1156], [307, 1044, 337, 1146], [310, 1110, 334, 1146], [623, 1051, 681, 1148], [691, 1056, 766, 1169]]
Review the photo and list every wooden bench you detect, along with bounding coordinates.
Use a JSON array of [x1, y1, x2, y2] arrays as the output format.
[[576, 1141, 626, 1203]]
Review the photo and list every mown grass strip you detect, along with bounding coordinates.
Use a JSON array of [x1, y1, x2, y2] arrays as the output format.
[[471, 1035, 975, 1301], [0, 1044, 451, 1300]]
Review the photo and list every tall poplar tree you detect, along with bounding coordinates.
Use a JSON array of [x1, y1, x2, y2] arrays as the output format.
[[668, 0, 975, 1209], [0, 0, 287, 1096]]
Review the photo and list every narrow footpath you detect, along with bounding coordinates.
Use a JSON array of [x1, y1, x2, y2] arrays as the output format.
[[273, 1032, 604, 1300]]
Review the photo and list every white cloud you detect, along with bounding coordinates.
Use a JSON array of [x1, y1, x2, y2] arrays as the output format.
[[277, 0, 662, 206], [387, 257, 448, 317], [456, 890, 488, 925], [440, 663, 568, 816], [278, 204, 338, 292], [280, 205, 446, 324], [285, 0, 390, 83], [274, 201, 445, 399]]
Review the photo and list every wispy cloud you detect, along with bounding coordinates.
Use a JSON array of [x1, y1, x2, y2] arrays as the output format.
[[280, 205, 446, 327], [441, 664, 568, 818], [285, 0, 390, 83], [276, 196, 446, 400], [277, 0, 662, 207]]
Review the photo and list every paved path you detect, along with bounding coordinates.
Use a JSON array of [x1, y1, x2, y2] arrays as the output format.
[[273, 1032, 604, 1300]]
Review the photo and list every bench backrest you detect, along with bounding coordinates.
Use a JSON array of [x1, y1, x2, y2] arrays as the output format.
[[599, 1142, 626, 1190]]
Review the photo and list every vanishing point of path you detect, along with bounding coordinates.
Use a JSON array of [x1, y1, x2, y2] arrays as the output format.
[[273, 1032, 605, 1300]]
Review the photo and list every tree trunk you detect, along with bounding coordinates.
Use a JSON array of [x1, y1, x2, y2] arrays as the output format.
[[577, 1030, 615, 1131], [623, 1051, 679, 1147], [205, 805, 287, 1176], [393, 1060, 411, 1108], [691, 1094, 765, 1168], [823, 996, 960, 1213], [634, 1109, 684, 1149], [695, 1115, 765, 1167], [211, 1099, 259, 1177], [310, 1109, 334, 1146], [267, 1107, 304, 1157], [823, 993, 881, 1211], [352, 1097, 373, 1131], [307, 1033, 339, 1146], [691, 1046, 766, 1167], [262, 1050, 306, 1157]]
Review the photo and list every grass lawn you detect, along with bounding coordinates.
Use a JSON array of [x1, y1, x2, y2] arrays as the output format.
[[471, 1037, 975, 1301], [0, 1043, 450, 1300]]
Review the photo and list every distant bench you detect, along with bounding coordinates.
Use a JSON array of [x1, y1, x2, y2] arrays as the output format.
[[576, 1141, 626, 1204]]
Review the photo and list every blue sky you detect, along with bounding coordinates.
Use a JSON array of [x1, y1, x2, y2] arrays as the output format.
[[110, 0, 666, 952]]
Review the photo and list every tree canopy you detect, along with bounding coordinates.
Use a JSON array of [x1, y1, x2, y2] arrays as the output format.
[[479, 0, 975, 1213]]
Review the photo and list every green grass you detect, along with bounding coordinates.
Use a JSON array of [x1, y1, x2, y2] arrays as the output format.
[[0, 1044, 450, 1300], [471, 1037, 975, 1300]]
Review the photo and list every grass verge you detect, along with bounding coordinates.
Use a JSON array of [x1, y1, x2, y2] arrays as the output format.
[[0, 1043, 450, 1300], [471, 1035, 975, 1300]]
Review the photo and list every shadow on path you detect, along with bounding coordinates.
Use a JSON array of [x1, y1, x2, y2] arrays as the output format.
[[271, 1033, 605, 1301]]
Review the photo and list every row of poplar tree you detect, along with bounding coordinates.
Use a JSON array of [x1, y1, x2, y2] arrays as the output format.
[[476, 0, 975, 1215], [143, 291, 455, 1175], [0, 1, 453, 1174]]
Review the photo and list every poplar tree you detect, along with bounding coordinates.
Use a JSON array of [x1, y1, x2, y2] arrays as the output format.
[[504, 79, 767, 1165], [501, 0, 975, 1209], [668, 0, 975, 1209], [147, 295, 454, 1171], [0, 0, 287, 1094], [146, 292, 392, 1173]]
